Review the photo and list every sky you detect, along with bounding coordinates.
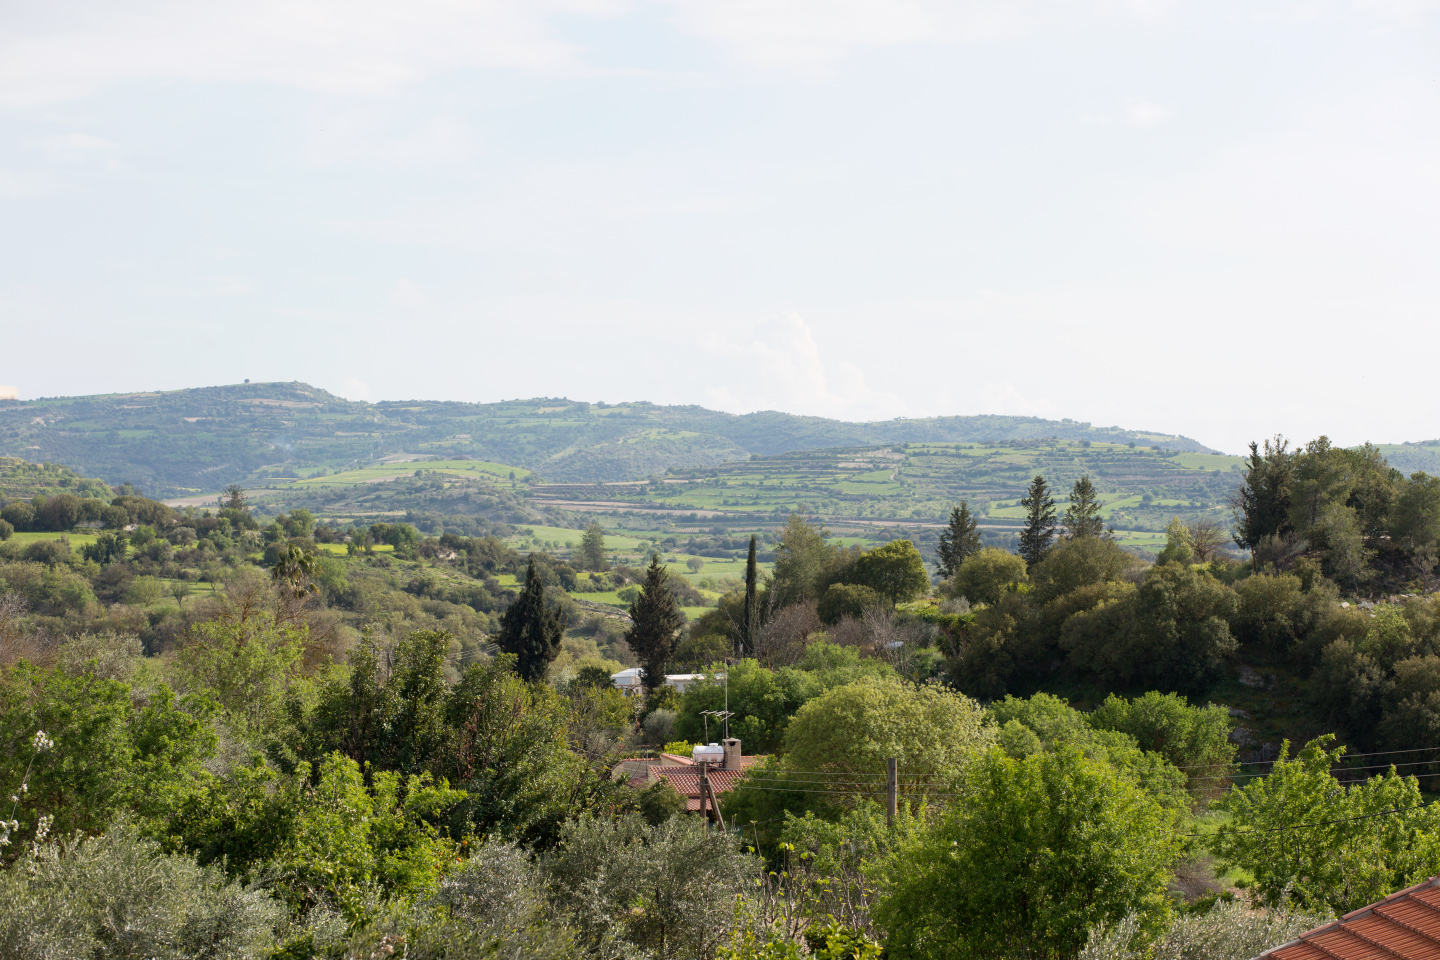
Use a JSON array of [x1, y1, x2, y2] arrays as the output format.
[[1, 0, 1438, 455]]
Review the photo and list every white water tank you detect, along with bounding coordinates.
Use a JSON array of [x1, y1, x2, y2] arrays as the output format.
[[692, 743, 724, 765]]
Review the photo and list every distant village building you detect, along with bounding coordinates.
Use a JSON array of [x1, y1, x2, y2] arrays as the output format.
[[609, 668, 723, 696]]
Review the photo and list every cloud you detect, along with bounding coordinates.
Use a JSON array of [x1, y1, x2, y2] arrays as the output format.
[[339, 376, 371, 401], [0, 167, 61, 199], [389, 279, 431, 309], [1125, 98, 1171, 127], [698, 312, 907, 420], [658, 0, 1191, 73], [0, 0, 618, 107]]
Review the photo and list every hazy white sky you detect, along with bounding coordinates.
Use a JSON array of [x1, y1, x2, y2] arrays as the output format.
[[2, 0, 1438, 454]]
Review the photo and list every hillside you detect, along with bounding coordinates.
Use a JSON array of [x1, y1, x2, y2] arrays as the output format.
[[0, 457, 115, 501], [0, 381, 1216, 496], [531, 439, 1248, 552]]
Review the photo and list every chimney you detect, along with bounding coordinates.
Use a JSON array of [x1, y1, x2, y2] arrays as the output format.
[[722, 737, 742, 770]]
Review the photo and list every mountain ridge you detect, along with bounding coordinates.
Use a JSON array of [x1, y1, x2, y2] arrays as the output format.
[[1, 380, 1220, 496]]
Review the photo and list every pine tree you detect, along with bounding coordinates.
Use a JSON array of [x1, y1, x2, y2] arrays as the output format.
[[936, 501, 982, 578], [580, 521, 608, 572], [1018, 475, 1057, 569], [625, 553, 685, 692], [739, 534, 759, 656], [497, 556, 567, 682], [1063, 477, 1107, 540]]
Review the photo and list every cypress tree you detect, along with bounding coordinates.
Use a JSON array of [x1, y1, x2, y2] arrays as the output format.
[[936, 501, 982, 578], [1018, 475, 1057, 569], [1063, 476, 1107, 540], [497, 556, 567, 682], [740, 534, 759, 656], [1235, 436, 1295, 552], [626, 553, 685, 692]]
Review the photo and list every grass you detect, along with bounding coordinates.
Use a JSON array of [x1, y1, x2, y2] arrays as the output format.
[[290, 459, 530, 489], [7, 530, 101, 548]]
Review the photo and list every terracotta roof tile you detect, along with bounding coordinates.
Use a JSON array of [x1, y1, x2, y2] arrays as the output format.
[[1260, 878, 1440, 960]]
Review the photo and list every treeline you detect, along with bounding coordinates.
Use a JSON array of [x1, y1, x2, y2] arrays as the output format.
[[8, 434, 1440, 958]]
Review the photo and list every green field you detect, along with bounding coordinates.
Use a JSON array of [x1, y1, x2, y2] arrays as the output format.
[[7, 530, 101, 548], [526, 439, 1248, 551], [289, 459, 530, 489]]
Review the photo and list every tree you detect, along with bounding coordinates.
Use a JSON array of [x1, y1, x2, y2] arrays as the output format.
[[79, 531, 127, 565], [1063, 477, 1106, 540], [818, 582, 883, 625], [1234, 436, 1295, 552], [1186, 519, 1230, 563], [0, 664, 218, 845], [580, 521, 608, 572], [876, 747, 1180, 960], [268, 543, 319, 599], [177, 612, 306, 744], [497, 556, 568, 683], [1061, 563, 1239, 694], [625, 554, 685, 692], [1088, 691, 1236, 795], [1029, 536, 1131, 604], [739, 535, 759, 655], [847, 539, 930, 605], [1214, 736, 1440, 913], [1156, 516, 1194, 566], [947, 547, 1028, 606], [1018, 475, 1057, 569], [221, 484, 248, 514], [936, 502, 982, 578], [779, 675, 992, 799], [771, 514, 836, 606]]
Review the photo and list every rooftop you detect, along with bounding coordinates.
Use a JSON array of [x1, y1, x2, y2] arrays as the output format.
[[1256, 876, 1440, 960]]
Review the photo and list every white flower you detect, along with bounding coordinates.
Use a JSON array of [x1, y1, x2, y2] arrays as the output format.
[[31, 731, 53, 752]]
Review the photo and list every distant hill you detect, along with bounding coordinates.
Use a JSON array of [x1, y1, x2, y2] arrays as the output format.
[[0, 457, 114, 502], [1374, 441, 1440, 477], [0, 381, 1217, 496]]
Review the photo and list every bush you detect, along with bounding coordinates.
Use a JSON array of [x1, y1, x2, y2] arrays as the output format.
[[1079, 899, 1330, 960], [0, 825, 284, 960], [349, 842, 575, 960], [0, 518, 11, 541], [544, 813, 753, 959]]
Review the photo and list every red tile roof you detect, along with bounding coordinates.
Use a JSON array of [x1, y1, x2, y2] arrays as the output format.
[[1257, 877, 1440, 960], [635, 757, 763, 813]]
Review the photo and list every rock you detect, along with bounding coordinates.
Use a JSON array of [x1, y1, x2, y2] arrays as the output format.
[[1238, 666, 1267, 689], [1228, 706, 1250, 719]]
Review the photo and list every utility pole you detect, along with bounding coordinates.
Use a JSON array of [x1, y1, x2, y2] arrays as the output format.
[[887, 757, 898, 827], [701, 760, 725, 831]]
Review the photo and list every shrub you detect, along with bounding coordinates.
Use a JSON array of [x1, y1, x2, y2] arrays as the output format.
[[544, 813, 753, 959], [1079, 899, 1330, 960], [0, 825, 284, 960]]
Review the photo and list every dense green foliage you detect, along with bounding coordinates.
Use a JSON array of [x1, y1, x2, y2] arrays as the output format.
[[9, 424, 1440, 960], [877, 747, 1181, 960]]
